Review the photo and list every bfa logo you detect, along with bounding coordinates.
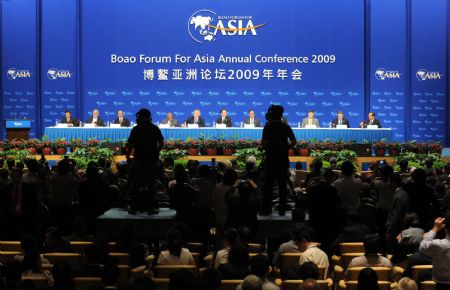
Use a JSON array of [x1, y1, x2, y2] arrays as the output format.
[[7, 68, 32, 80], [188, 9, 266, 43], [47, 68, 72, 80], [374, 68, 401, 80], [416, 69, 443, 81]]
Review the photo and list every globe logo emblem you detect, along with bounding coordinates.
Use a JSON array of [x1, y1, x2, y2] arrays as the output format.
[[47, 68, 58, 80], [416, 69, 427, 81], [7, 68, 18, 80], [375, 68, 386, 80], [188, 10, 217, 43]]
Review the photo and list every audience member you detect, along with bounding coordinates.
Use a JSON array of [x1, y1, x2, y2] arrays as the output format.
[[420, 214, 450, 288], [215, 227, 241, 267], [157, 228, 195, 265], [346, 234, 394, 281], [357, 267, 379, 290], [333, 161, 364, 210], [218, 243, 251, 279], [396, 277, 418, 290]]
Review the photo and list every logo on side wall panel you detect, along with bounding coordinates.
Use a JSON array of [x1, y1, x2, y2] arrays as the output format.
[[7, 68, 32, 80], [47, 68, 73, 80], [416, 69, 443, 81], [374, 68, 401, 80]]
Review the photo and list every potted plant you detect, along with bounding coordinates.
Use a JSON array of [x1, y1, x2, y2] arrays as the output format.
[[429, 142, 443, 155], [372, 140, 387, 157], [203, 139, 219, 156], [296, 140, 311, 156], [54, 138, 69, 155], [41, 140, 53, 155], [185, 138, 201, 156], [386, 142, 401, 156], [24, 139, 39, 155], [221, 140, 235, 156], [87, 138, 100, 148]]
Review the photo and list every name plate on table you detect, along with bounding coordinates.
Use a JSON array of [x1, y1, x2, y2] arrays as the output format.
[[56, 123, 68, 128], [367, 125, 379, 129], [216, 124, 226, 129], [244, 124, 255, 128], [84, 124, 95, 128], [305, 125, 317, 129], [187, 123, 199, 128], [159, 123, 170, 128], [5, 120, 31, 129], [109, 124, 121, 128], [336, 125, 348, 129]]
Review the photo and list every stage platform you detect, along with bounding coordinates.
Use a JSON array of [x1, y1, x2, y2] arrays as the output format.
[[96, 208, 293, 240]]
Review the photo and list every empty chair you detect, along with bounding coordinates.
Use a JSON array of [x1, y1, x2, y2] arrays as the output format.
[[219, 280, 244, 290], [421, 281, 436, 290], [73, 277, 102, 290], [69, 241, 94, 253], [0, 241, 22, 252], [153, 265, 197, 278], [0, 251, 21, 264], [281, 279, 333, 290], [339, 243, 364, 254], [411, 265, 433, 281], [186, 242, 204, 253], [43, 253, 82, 270], [153, 278, 170, 290], [280, 253, 302, 268]]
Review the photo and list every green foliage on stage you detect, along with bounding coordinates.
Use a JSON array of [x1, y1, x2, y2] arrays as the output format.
[[310, 149, 358, 169], [232, 147, 264, 162], [69, 147, 115, 169], [160, 149, 188, 160], [0, 148, 32, 162], [394, 152, 446, 171]]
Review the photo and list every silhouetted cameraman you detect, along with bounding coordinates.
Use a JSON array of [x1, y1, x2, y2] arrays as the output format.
[[261, 105, 296, 216], [126, 108, 164, 215]]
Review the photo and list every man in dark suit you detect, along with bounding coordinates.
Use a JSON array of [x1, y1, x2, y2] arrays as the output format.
[[60, 110, 79, 127], [331, 111, 350, 128], [184, 109, 205, 127], [215, 108, 232, 127], [161, 112, 179, 127], [86, 109, 105, 127], [243, 109, 262, 127], [112, 110, 130, 127], [360, 112, 382, 128]]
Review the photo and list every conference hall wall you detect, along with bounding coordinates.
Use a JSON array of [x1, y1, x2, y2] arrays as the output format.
[[1, 0, 449, 144]]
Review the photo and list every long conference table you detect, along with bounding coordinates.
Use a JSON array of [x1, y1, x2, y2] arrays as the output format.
[[44, 127, 392, 143]]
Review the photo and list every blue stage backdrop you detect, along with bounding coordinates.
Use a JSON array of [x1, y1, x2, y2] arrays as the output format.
[[410, 0, 447, 142], [1, 0, 38, 138], [40, 0, 78, 129], [80, 0, 365, 129], [369, 0, 407, 142], [0, 0, 448, 144]]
